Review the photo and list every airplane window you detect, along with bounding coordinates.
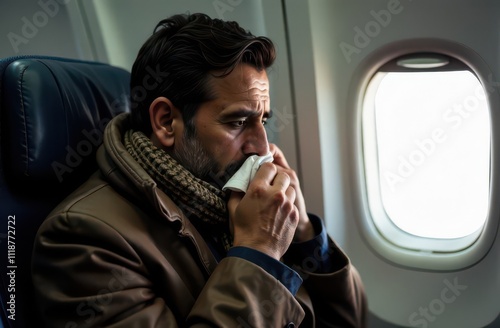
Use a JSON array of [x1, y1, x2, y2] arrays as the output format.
[[362, 56, 491, 250]]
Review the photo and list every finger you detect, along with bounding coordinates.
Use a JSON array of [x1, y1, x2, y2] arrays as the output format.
[[253, 162, 277, 183], [285, 185, 296, 204], [227, 191, 245, 236], [269, 143, 290, 169], [272, 171, 291, 190], [227, 191, 244, 214]]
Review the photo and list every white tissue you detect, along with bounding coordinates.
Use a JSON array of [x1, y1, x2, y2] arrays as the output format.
[[222, 153, 274, 192]]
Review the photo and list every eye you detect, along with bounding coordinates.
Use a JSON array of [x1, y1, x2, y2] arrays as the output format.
[[231, 120, 247, 127], [262, 118, 268, 126]]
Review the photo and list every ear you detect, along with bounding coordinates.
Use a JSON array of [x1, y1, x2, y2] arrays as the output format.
[[148, 97, 183, 148]]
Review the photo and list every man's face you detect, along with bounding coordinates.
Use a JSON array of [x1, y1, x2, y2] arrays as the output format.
[[173, 63, 271, 187]]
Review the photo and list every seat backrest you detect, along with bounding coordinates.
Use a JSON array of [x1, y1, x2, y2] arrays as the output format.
[[0, 55, 130, 328]]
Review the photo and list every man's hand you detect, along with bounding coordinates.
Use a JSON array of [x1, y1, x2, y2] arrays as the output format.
[[269, 144, 315, 242], [228, 163, 299, 260]]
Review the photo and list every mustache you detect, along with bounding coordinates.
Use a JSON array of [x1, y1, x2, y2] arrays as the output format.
[[225, 157, 249, 177], [213, 157, 248, 187], [202, 157, 249, 189]]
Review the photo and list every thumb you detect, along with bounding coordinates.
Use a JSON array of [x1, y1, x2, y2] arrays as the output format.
[[227, 191, 245, 236], [227, 190, 245, 215]]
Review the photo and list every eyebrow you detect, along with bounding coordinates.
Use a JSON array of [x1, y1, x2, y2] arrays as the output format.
[[219, 108, 273, 120]]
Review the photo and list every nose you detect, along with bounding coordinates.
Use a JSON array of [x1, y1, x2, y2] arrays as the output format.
[[242, 123, 269, 156]]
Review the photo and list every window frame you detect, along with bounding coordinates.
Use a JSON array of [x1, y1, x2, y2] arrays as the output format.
[[362, 63, 488, 252], [349, 39, 500, 271]]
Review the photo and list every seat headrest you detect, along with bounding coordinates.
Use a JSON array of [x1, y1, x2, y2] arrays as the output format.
[[0, 56, 130, 188]]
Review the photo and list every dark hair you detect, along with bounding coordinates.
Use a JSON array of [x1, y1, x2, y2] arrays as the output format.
[[129, 12, 276, 135]]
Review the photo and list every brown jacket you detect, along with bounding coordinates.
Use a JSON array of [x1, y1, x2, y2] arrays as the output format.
[[31, 113, 367, 327]]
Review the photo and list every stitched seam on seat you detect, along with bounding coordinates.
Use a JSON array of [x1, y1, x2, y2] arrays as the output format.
[[19, 64, 30, 174]]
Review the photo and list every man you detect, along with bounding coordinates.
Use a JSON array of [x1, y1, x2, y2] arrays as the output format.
[[32, 12, 367, 327]]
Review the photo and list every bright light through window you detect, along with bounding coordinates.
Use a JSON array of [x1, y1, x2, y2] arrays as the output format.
[[370, 70, 490, 239]]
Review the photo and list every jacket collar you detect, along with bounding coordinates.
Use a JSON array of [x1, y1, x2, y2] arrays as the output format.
[[98, 112, 219, 274]]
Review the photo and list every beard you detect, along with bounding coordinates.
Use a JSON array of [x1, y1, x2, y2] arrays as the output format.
[[172, 130, 246, 189]]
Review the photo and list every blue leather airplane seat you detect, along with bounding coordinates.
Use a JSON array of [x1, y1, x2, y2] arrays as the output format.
[[0, 55, 130, 328]]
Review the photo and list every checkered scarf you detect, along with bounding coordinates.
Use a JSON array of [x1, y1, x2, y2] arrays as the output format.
[[124, 129, 232, 251]]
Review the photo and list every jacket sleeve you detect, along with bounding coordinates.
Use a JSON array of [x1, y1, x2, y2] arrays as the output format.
[[32, 212, 307, 328], [284, 215, 368, 328], [295, 256, 367, 327], [187, 257, 305, 327]]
